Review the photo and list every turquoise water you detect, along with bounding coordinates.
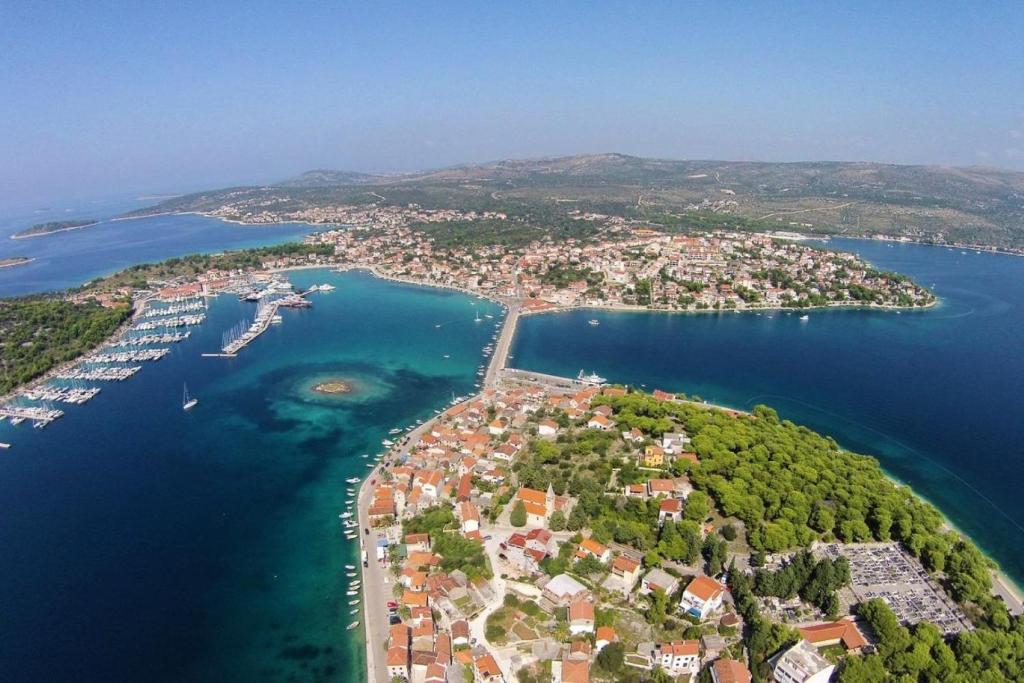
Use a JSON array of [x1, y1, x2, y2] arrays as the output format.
[[0, 269, 503, 681], [511, 238, 1024, 589]]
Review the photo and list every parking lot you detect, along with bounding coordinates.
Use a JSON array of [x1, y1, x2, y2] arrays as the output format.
[[819, 542, 971, 635]]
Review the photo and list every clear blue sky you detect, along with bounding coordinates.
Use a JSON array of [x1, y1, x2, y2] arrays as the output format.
[[2, 1, 1023, 205]]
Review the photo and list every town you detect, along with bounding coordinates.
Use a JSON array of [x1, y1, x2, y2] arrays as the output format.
[[352, 370, 1012, 683]]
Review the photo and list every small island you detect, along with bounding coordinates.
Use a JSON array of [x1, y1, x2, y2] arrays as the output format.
[[11, 219, 99, 239], [0, 256, 34, 269], [311, 379, 352, 395]]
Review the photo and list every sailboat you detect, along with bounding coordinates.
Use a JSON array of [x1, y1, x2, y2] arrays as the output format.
[[182, 383, 198, 411]]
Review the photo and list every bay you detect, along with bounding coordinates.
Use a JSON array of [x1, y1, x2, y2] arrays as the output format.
[[510, 238, 1024, 590], [0, 269, 503, 681], [0, 199, 312, 297]]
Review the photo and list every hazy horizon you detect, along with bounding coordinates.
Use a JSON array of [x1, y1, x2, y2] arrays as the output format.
[[3, 2, 1023, 206]]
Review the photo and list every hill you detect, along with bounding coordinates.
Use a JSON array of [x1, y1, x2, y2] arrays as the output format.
[[127, 154, 1024, 248]]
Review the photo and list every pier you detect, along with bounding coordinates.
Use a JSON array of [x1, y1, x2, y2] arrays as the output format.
[[0, 405, 64, 427], [220, 301, 282, 355]]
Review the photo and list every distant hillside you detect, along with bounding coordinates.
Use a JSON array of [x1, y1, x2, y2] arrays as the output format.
[[277, 169, 383, 188], [127, 153, 1024, 248]]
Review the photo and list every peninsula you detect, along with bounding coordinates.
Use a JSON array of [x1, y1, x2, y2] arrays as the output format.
[[0, 216, 1019, 683], [11, 219, 99, 239]]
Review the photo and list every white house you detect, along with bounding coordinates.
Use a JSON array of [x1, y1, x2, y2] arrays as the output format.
[[657, 641, 700, 677], [679, 575, 725, 620]]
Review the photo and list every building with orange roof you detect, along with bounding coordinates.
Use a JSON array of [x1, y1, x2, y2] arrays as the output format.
[[658, 498, 683, 524], [458, 501, 481, 534], [554, 657, 590, 683], [473, 653, 503, 682], [798, 619, 868, 652], [658, 640, 700, 676], [537, 419, 559, 437], [404, 532, 430, 551], [652, 389, 676, 401], [680, 575, 725, 620], [595, 626, 617, 651], [386, 645, 409, 680], [407, 551, 440, 568], [576, 537, 611, 563], [402, 590, 429, 608], [586, 413, 612, 430], [711, 658, 752, 683], [568, 599, 595, 635], [610, 554, 641, 586], [425, 662, 446, 683]]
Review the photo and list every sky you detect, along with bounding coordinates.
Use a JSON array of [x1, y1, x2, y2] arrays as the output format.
[[1, 1, 1023, 206]]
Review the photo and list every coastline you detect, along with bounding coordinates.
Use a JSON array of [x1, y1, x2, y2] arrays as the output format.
[[0, 257, 35, 269], [10, 221, 99, 240], [517, 297, 938, 320]]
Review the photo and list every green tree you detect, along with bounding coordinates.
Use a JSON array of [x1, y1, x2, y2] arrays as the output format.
[[510, 500, 527, 527], [595, 642, 625, 674], [549, 509, 566, 531]]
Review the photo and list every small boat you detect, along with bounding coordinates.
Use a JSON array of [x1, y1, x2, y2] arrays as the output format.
[[346, 572, 357, 578], [360, 454, 368, 458], [388, 428, 402, 435], [340, 512, 353, 519], [346, 477, 360, 484], [0, 443, 9, 449], [347, 621, 359, 630], [344, 564, 355, 570], [348, 599, 360, 606], [350, 608, 359, 615], [382, 439, 394, 447], [319, 283, 335, 291], [182, 383, 198, 411], [588, 319, 600, 326], [799, 315, 809, 321]]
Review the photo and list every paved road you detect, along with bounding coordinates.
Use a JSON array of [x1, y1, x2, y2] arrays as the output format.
[[356, 419, 447, 683], [485, 299, 519, 389]]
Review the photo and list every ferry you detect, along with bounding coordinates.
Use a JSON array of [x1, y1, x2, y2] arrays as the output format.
[[577, 369, 607, 385], [588, 319, 600, 326]]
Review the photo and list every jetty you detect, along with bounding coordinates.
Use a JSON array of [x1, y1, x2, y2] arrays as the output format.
[[0, 405, 63, 427]]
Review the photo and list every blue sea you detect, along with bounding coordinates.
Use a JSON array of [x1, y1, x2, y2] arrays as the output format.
[[0, 268, 504, 681], [1, 204, 1023, 680], [511, 238, 1024, 590], [0, 197, 312, 296]]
